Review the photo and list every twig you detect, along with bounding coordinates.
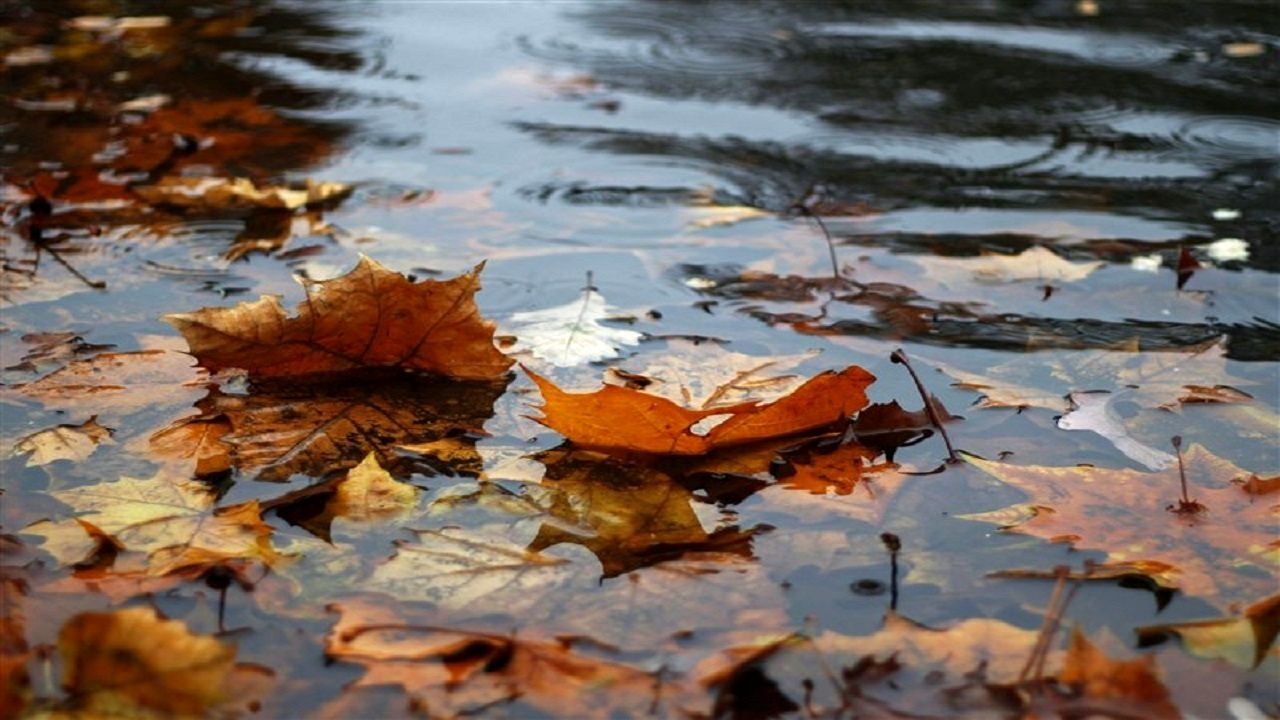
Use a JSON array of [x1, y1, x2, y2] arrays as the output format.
[[889, 349, 958, 462], [790, 192, 840, 281], [563, 270, 596, 364], [880, 532, 901, 612], [36, 243, 106, 290], [1167, 435, 1206, 515]]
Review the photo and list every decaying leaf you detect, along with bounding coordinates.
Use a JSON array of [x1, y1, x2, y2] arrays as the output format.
[[13, 417, 113, 466], [1137, 593, 1280, 669], [1057, 626, 1178, 718], [960, 446, 1279, 603], [326, 453, 418, 524], [326, 598, 665, 719], [527, 364, 874, 455], [133, 176, 351, 210], [27, 473, 278, 576], [507, 288, 643, 367], [57, 607, 234, 717], [146, 414, 232, 477], [156, 372, 504, 481], [527, 450, 757, 577], [167, 257, 512, 380]]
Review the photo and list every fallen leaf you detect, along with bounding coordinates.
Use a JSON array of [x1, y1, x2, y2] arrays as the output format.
[[167, 257, 513, 380], [507, 288, 643, 367], [325, 598, 665, 719], [960, 446, 1279, 604], [1137, 593, 1280, 669], [326, 453, 419, 524], [1057, 626, 1178, 718], [13, 417, 113, 466], [526, 450, 757, 577], [1176, 246, 1203, 290], [773, 441, 896, 496], [921, 246, 1104, 286], [134, 176, 351, 211], [685, 205, 774, 230], [57, 607, 234, 717], [1057, 390, 1176, 470], [2, 332, 115, 374], [156, 372, 504, 481], [146, 414, 232, 477], [27, 473, 279, 576], [527, 364, 874, 455]]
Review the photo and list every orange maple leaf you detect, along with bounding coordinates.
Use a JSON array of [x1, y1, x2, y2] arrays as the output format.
[[166, 257, 513, 380], [526, 365, 875, 455]]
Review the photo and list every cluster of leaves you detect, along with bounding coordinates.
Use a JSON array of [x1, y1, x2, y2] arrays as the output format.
[[2, 252, 1275, 717]]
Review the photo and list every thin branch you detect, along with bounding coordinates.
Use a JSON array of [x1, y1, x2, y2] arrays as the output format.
[[889, 349, 958, 462]]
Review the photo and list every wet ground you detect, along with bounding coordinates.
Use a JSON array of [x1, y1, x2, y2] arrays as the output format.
[[1, 1, 1277, 717]]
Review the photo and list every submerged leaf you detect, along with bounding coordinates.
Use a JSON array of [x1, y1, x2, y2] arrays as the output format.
[[1137, 593, 1280, 669], [167, 257, 512, 380], [1059, 626, 1178, 718], [13, 417, 113, 466], [134, 176, 351, 210]]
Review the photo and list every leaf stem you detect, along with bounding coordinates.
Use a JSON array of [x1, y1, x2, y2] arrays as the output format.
[[890, 349, 958, 462], [880, 532, 901, 612]]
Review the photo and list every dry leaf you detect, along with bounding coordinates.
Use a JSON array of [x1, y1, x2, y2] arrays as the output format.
[[527, 364, 874, 455], [27, 473, 278, 576], [58, 607, 234, 717], [960, 446, 1279, 603], [167, 257, 512, 380], [13, 417, 113, 466]]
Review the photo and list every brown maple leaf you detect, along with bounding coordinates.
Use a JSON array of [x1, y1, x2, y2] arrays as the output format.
[[166, 257, 513, 380], [960, 446, 1279, 605], [1053, 626, 1178, 719], [150, 372, 505, 481], [527, 364, 874, 455]]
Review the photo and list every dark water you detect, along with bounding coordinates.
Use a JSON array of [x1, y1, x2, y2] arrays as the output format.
[[1, 1, 1277, 717]]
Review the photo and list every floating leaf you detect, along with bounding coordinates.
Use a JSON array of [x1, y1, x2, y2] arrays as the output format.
[[1057, 390, 1175, 470], [1058, 626, 1178, 718], [527, 364, 874, 455], [921, 246, 1103, 286], [167, 257, 512, 380], [13, 417, 113, 467], [961, 446, 1279, 604], [606, 340, 820, 409]]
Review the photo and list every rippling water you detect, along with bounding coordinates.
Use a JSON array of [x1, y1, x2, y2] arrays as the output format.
[[2, 1, 1276, 716]]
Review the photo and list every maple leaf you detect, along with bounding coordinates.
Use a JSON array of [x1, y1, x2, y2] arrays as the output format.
[[1137, 592, 1280, 669], [26, 472, 279, 576], [527, 364, 874, 455], [1057, 390, 1175, 470], [525, 450, 757, 577], [959, 446, 1279, 604], [263, 453, 420, 541], [166, 257, 513, 380], [12, 416, 113, 466], [152, 372, 505, 481], [506, 287, 643, 367], [56, 607, 235, 717], [1055, 626, 1178, 719], [772, 440, 897, 497], [325, 598, 666, 719]]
